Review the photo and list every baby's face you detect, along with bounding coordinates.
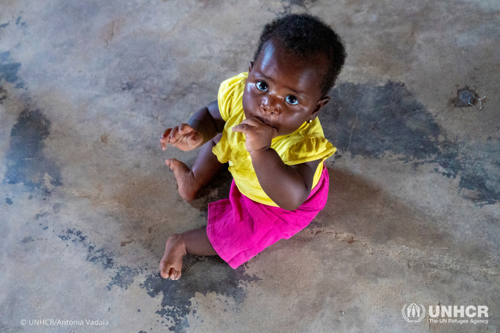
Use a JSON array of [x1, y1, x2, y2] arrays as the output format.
[[242, 38, 330, 137]]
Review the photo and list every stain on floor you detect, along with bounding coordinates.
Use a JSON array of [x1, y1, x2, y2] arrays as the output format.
[[324, 81, 500, 206], [57, 227, 261, 331], [0, 52, 20, 83], [141, 257, 260, 332], [0, 86, 7, 103], [3, 109, 62, 192], [57, 228, 143, 290], [0, 51, 25, 89], [454, 140, 500, 206], [324, 81, 442, 160]]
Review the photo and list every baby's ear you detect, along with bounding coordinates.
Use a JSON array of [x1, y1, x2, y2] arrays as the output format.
[[311, 96, 330, 117], [248, 61, 254, 72]]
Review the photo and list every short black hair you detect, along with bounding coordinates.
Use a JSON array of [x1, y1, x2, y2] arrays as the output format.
[[253, 14, 346, 96]]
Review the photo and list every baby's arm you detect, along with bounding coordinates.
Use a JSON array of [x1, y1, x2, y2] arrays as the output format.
[[161, 100, 224, 151], [233, 117, 320, 211], [251, 149, 320, 210]]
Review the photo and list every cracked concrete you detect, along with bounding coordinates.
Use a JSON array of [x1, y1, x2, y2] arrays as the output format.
[[1, 0, 499, 332]]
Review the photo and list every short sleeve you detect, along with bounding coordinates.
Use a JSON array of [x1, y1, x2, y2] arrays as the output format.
[[282, 136, 337, 165], [218, 72, 248, 122]]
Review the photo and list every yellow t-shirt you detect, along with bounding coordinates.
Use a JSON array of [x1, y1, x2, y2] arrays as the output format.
[[213, 72, 336, 207]]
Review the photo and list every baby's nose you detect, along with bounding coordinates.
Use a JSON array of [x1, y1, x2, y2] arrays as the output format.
[[261, 96, 280, 115]]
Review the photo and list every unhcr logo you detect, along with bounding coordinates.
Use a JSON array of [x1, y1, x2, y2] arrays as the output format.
[[402, 303, 426, 323], [402, 303, 489, 324]]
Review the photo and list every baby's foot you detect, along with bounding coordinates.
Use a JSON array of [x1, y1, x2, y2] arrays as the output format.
[[159, 234, 187, 280], [165, 159, 202, 201]]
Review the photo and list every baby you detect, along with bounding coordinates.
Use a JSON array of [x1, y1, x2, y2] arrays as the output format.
[[159, 14, 346, 280]]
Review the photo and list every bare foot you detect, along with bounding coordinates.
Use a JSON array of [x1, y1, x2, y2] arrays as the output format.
[[165, 158, 202, 201], [159, 234, 187, 280]]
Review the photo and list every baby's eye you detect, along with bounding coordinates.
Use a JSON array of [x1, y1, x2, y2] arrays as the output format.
[[256, 81, 268, 92], [285, 95, 299, 105]]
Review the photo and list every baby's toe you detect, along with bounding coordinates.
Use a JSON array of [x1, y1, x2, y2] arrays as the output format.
[[171, 269, 181, 280], [159, 262, 170, 279]]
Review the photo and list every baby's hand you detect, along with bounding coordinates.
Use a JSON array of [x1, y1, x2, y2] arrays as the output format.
[[232, 117, 278, 152], [161, 123, 203, 151]]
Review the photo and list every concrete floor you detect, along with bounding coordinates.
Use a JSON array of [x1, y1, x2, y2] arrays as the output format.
[[1, 0, 499, 332]]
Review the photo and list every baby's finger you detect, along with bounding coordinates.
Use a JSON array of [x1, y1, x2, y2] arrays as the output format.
[[179, 123, 193, 134], [178, 123, 187, 134], [161, 128, 172, 139], [161, 128, 172, 150], [232, 123, 249, 133], [169, 127, 180, 143], [245, 117, 265, 126], [189, 132, 201, 145]]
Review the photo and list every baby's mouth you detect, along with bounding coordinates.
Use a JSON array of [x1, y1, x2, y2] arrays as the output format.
[[254, 116, 278, 132], [256, 116, 271, 126]]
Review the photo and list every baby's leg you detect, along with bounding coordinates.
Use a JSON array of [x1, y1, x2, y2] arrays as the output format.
[[159, 226, 217, 280], [165, 133, 223, 201]]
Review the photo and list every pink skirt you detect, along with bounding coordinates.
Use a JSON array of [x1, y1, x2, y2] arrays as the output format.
[[206, 167, 329, 269]]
